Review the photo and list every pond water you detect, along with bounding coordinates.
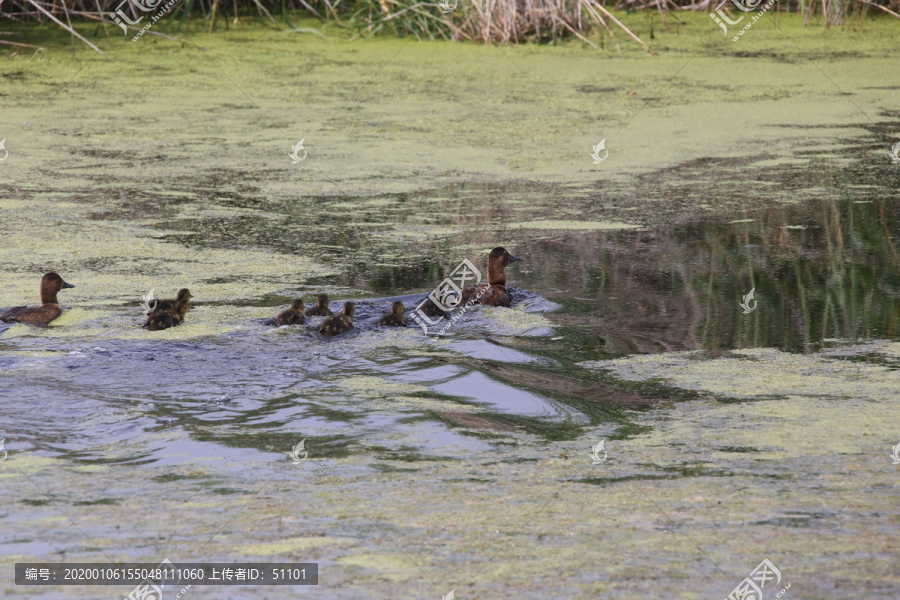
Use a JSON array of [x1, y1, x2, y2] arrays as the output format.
[[1, 15, 899, 600]]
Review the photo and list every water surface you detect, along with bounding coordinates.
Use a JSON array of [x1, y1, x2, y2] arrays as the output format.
[[1, 18, 899, 599]]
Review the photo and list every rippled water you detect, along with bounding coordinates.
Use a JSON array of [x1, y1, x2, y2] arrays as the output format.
[[3, 176, 900, 598], [2, 22, 900, 600]]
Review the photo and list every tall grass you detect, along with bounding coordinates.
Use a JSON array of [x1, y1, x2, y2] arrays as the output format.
[[0, 0, 897, 55]]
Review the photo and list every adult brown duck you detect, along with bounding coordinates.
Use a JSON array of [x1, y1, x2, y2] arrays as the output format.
[[0, 272, 75, 326]]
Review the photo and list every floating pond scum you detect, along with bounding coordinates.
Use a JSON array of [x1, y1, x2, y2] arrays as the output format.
[[1, 16, 900, 600]]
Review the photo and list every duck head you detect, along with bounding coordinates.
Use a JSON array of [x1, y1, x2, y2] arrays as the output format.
[[40, 272, 74, 305], [174, 298, 192, 316], [291, 298, 305, 311], [343, 301, 355, 318], [176, 288, 192, 302], [486, 247, 521, 286], [391, 301, 405, 316], [317, 294, 329, 310]]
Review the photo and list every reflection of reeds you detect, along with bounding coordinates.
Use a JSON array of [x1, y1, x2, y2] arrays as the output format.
[[496, 196, 899, 355]]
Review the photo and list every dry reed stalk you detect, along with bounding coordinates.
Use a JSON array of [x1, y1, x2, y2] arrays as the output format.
[[0, 38, 46, 46], [1, 0, 896, 55], [24, 0, 108, 55], [856, 0, 899, 17], [582, 0, 653, 52]]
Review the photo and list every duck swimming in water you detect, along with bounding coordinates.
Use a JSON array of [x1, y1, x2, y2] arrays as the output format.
[[143, 297, 191, 331], [0, 272, 74, 326], [419, 247, 521, 317], [460, 247, 521, 307], [276, 299, 306, 326], [150, 288, 192, 313], [305, 294, 333, 317], [319, 301, 354, 337], [378, 301, 407, 327]]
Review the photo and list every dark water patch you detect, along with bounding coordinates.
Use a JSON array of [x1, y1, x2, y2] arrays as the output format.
[[371, 464, 421, 473], [151, 472, 213, 483], [193, 431, 358, 459], [657, 463, 736, 478], [370, 447, 457, 463], [752, 511, 837, 528], [205, 487, 253, 495], [579, 474, 674, 486], [72, 498, 120, 506], [576, 85, 617, 93], [19, 499, 53, 506]]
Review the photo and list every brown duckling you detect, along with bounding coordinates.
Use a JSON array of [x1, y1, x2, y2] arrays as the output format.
[[319, 301, 354, 337], [378, 301, 407, 327], [0, 272, 74, 326], [143, 298, 191, 331], [305, 294, 333, 317], [151, 288, 192, 313], [276, 299, 305, 326]]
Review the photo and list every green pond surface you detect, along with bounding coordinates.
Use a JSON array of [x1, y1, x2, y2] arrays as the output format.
[[1, 12, 899, 600]]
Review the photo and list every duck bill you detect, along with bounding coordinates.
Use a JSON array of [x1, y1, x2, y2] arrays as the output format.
[[508, 256, 521, 263], [62, 281, 75, 289]]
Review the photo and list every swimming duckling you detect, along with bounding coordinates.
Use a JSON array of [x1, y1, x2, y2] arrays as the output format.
[[459, 246, 521, 307], [305, 294, 333, 317], [378, 301, 407, 327], [0, 272, 74, 326], [151, 288, 192, 313], [318, 301, 354, 337], [143, 298, 191, 331], [419, 296, 449, 319], [276, 299, 305, 326]]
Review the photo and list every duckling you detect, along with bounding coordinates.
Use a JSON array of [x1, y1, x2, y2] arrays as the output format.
[[459, 246, 521, 307], [0, 272, 74, 326], [143, 298, 191, 331], [378, 301, 407, 327], [276, 299, 306, 326], [151, 288, 192, 313], [419, 296, 449, 320], [319, 301, 354, 337], [305, 294, 333, 317]]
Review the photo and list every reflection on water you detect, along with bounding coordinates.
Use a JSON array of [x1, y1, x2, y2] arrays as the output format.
[[3, 195, 895, 473], [0, 143, 897, 501], [528, 194, 900, 357]]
